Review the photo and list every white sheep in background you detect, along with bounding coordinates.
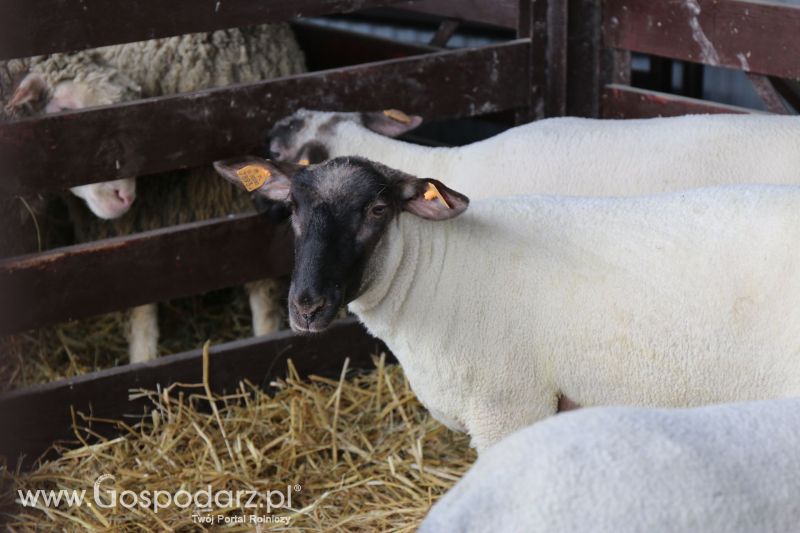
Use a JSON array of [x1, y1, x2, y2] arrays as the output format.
[[95, 24, 304, 97], [4, 24, 306, 362], [267, 108, 800, 197], [1, 53, 139, 259], [420, 398, 800, 533], [3, 52, 140, 220], [215, 156, 800, 451]]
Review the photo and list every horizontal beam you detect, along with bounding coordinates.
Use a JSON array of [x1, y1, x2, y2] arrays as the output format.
[[0, 318, 391, 467], [604, 0, 800, 79], [290, 20, 437, 71], [0, 0, 406, 61], [396, 0, 517, 28], [0, 40, 529, 196], [0, 214, 293, 335], [602, 84, 760, 119]]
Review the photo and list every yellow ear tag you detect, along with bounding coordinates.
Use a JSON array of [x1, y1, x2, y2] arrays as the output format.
[[298, 158, 310, 166], [236, 165, 271, 192], [423, 182, 451, 208], [383, 108, 412, 124]]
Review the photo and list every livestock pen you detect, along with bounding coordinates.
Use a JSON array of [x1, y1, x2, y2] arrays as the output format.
[[0, 0, 798, 530]]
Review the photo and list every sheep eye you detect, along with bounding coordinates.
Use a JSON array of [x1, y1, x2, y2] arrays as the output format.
[[370, 205, 387, 217]]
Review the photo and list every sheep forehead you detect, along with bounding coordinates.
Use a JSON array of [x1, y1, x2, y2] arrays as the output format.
[[292, 110, 359, 137], [302, 160, 381, 205]]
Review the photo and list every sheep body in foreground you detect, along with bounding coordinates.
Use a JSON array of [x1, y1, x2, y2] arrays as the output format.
[[420, 398, 800, 533], [269, 109, 800, 198], [354, 184, 800, 449], [216, 157, 800, 451]]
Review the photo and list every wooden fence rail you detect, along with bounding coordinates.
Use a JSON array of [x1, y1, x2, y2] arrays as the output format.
[[602, 84, 759, 119], [0, 318, 390, 467], [0, 216, 293, 336], [604, 0, 800, 79], [0, 40, 528, 196], [0, 0, 409, 61]]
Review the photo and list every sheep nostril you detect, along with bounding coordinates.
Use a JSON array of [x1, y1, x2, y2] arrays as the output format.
[[115, 190, 133, 206], [294, 296, 326, 320]]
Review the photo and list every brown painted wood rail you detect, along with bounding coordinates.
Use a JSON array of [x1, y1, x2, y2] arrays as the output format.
[[0, 215, 293, 336], [0, 0, 410, 61], [602, 85, 759, 119], [398, 0, 518, 29], [599, 0, 799, 118], [0, 40, 529, 196], [604, 0, 800, 80], [0, 318, 392, 468]]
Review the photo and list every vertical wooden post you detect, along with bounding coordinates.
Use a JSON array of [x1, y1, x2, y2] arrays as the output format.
[[566, 0, 630, 117], [518, 0, 568, 122]]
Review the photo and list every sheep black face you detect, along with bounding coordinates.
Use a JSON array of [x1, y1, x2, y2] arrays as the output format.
[[214, 156, 468, 332]]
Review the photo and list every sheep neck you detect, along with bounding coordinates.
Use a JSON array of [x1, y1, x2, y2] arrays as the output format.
[[328, 123, 456, 181], [348, 213, 432, 341]]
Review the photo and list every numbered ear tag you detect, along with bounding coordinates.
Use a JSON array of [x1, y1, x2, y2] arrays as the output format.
[[298, 159, 310, 166], [383, 108, 412, 124], [236, 165, 271, 192], [424, 182, 451, 208]]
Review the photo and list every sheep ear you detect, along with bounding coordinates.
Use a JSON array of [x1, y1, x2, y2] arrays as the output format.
[[213, 157, 300, 202], [5, 73, 47, 110], [362, 109, 423, 137], [401, 178, 469, 220]]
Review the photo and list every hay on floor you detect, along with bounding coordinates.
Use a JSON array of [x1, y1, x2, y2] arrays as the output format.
[[2, 352, 475, 532], [0, 286, 259, 392]]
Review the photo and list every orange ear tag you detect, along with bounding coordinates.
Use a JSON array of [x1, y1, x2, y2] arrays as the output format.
[[424, 182, 451, 208], [298, 159, 310, 166], [236, 165, 271, 192], [383, 108, 412, 124]]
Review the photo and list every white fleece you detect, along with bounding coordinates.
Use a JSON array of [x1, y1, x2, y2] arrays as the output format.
[[96, 24, 305, 97], [419, 398, 800, 533], [324, 113, 800, 198], [349, 185, 800, 450]]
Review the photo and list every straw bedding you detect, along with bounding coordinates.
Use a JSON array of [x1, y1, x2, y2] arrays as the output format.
[[0, 287, 256, 392], [1, 351, 476, 531]]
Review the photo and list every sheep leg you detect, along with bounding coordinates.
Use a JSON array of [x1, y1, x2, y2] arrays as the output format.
[[246, 279, 284, 336], [128, 304, 159, 363]]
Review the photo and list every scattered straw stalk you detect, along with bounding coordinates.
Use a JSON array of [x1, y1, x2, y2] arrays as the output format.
[[0, 287, 257, 392], [2, 356, 475, 532]]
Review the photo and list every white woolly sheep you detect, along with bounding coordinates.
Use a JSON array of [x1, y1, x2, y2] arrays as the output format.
[[4, 24, 306, 362], [95, 23, 305, 97], [420, 398, 800, 533], [65, 169, 286, 363], [215, 156, 800, 451], [5, 23, 306, 217], [90, 24, 305, 362], [267, 108, 800, 197], [3, 52, 140, 220]]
